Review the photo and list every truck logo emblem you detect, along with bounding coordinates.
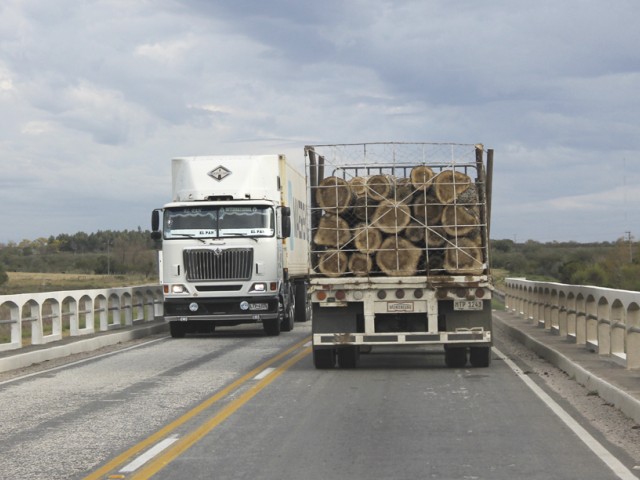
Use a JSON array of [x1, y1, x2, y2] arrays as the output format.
[[208, 166, 231, 181], [213, 248, 223, 256]]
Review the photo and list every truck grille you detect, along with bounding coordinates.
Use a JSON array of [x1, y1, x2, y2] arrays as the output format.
[[184, 248, 253, 281]]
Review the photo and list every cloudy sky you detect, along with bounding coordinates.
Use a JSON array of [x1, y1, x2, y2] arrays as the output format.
[[1, 0, 639, 244]]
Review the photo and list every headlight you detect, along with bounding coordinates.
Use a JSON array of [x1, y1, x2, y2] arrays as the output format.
[[249, 282, 267, 292], [170, 284, 188, 294]]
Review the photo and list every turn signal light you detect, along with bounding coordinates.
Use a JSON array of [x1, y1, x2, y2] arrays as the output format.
[[317, 291, 327, 301]]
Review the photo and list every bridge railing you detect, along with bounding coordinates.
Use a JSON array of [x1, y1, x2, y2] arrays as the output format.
[[0, 285, 164, 352], [504, 278, 640, 370]]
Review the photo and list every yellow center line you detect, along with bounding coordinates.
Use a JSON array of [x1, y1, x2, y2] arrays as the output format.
[[84, 336, 311, 480], [131, 345, 312, 479]]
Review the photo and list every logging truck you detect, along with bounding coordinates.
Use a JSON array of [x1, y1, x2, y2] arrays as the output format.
[[151, 154, 310, 337], [305, 142, 494, 369]]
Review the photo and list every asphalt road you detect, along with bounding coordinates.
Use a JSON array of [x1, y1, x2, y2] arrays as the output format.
[[0, 320, 638, 480]]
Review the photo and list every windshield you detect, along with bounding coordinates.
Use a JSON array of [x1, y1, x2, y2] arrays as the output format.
[[164, 206, 274, 239]]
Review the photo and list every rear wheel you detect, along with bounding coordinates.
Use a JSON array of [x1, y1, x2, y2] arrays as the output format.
[[169, 321, 186, 338], [313, 347, 336, 369], [281, 295, 295, 332], [294, 282, 310, 322], [444, 346, 467, 368], [337, 346, 359, 369], [469, 346, 492, 368]]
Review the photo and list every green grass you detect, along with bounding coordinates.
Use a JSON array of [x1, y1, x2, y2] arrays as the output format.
[[0, 272, 157, 295]]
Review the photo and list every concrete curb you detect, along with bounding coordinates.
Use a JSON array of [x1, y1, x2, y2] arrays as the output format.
[[0, 322, 168, 374], [495, 315, 640, 425]]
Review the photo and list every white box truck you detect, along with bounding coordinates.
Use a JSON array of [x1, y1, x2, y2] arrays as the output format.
[[305, 142, 494, 368], [151, 154, 309, 337]]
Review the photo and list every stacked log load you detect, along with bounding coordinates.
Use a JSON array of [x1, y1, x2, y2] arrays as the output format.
[[312, 166, 485, 277]]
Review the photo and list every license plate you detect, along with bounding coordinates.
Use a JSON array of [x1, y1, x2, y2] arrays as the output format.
[[249, 303, 269, 311], [454, 300, 483, 311], [387, 302, 414, 312]]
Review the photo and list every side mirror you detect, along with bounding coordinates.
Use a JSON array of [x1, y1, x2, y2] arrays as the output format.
[[282, 216, 291, 238], [151, 210, 162, 241], [281, 206, 291, 238]]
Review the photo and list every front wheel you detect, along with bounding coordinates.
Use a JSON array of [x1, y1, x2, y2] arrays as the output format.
[[263, 317, 281, 336], [169, 321, 186, 338]]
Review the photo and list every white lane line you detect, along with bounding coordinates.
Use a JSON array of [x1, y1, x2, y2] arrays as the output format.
[[493, 347, 637, 480], [0, 337, 167, 386], [303, 341, 312, 348], [119, 435, 180, 473], [253, 367, 276, 380]]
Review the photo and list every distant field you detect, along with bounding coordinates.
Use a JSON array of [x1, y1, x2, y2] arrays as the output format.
[[0, 272, 157, 295]]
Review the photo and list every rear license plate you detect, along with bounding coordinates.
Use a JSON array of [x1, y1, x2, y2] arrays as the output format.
[[249, 303, 269, 311], [387, 302, 414, 312], [453, 300, 483, 311]]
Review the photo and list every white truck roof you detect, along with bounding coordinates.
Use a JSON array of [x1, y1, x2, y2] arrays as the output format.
[[171, 155, 282, 203]]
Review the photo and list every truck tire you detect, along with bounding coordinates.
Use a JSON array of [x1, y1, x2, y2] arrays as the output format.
[[169, 321, 186, 338], [469, 346, 492, 367], [263, 318, 281, 336], [294, 282, 310, 322], [337, 346, 359, 369], [281, 299, 295, 332], [444, 346, 467, 368], [313, 347, 336, 369]]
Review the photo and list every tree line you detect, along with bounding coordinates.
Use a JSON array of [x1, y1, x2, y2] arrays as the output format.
[[491, 237, 640, 291], [0, 229, 157, 283], [1, 231, 639, 292]]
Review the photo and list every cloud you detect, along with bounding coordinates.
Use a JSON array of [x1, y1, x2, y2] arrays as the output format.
[[0, 0, 639, 243]]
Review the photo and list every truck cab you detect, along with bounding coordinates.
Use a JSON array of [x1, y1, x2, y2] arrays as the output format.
[[151, 155, 308, 337]]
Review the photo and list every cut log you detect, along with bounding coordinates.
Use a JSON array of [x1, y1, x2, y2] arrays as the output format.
[[441, 204, 480, 237], [410, 165, 435, 190], [313, 214, 352, 247], [352, 196, 378, 222], [349, 177, 368, 198], [394, 178, 414, 203], [352, 223, 383, 254], [366, 174, 394, 201], [317, 250, 349, 277], [426, 249, 445, 272], [444, 237, 484, 275], [433, 170, 473, 204], [376, 237, 422, 277], [404, 221, 426, 244], [456, 184, 478, 205], [372, 200, 412, 234], [425, 226, 447, 248], [349, 252, 373, 277], [316, 176, 353, 214], [411, 190, 443, 225]]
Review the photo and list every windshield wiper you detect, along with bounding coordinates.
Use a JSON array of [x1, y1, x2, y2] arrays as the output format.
[[221, 233, 259, 242], [171, 232, 207, 244]]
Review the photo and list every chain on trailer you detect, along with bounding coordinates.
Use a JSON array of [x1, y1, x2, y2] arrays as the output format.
[[304, 142, 490, 280]]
